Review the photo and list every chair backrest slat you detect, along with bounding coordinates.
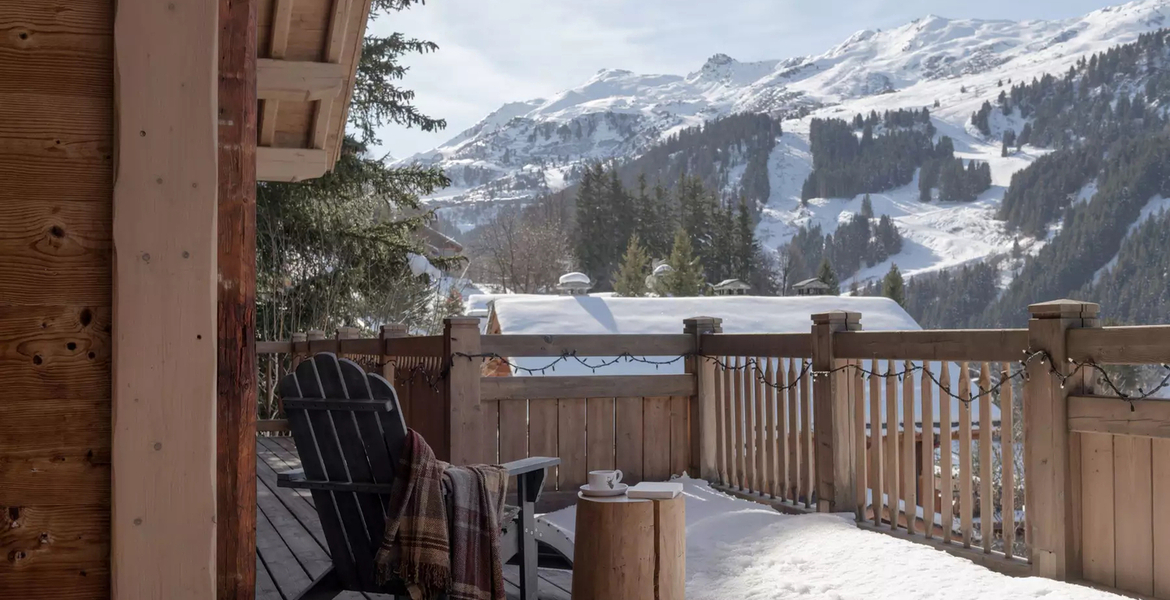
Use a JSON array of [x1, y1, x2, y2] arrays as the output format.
[[281, 358, 361, 588], [279, 352, 411, 593]]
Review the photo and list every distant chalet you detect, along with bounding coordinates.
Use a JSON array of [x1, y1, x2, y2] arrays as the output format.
[[793, 278, 831, 296]]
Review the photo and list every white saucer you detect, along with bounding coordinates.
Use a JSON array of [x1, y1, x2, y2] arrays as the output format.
[[579, 483, 628, 497]]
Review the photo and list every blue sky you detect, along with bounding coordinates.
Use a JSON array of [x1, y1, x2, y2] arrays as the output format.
[[369, 0, 1124, 159]]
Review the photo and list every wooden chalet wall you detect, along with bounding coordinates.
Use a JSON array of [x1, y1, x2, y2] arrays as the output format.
[[0, 0, 115, 598]]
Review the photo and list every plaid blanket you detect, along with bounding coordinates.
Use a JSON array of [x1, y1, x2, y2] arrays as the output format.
[[374, 429, 509, 600]]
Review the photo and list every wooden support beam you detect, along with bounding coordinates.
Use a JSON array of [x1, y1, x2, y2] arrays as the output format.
[[257, 147, 329, 182], [258, 0, 293, 146], [113, 0, 219, 596], [1068, 396, 1170, 438], [218, 0, 258, 597], [811, 311, 861, 513], [685, 317, 723, 480], [257, 59, 346, 102], [310, 0, 353, 150], [1024, 299, 1099, 581], [480, 375, 696, 402], [445, 317, 483, 465]]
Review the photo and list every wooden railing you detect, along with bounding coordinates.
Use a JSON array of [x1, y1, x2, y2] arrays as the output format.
[[254, 302, 1170, 599]]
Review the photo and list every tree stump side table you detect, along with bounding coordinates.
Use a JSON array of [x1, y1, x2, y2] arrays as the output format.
[[570, 494, 685, 600]]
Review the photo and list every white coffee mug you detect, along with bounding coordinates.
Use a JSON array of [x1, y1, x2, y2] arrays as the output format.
[[587, 469, 623, 490]]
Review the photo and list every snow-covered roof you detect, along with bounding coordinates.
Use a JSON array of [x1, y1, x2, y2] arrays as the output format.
[[473, 293, 998, 427], [794, 278, 830, 289], [652, 263, 673, 276], [713, 278, 751, 289], [558, 272, 591, 286]]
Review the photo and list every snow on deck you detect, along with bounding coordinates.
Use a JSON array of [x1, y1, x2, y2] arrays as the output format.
[[542, 477, 1124, 600]]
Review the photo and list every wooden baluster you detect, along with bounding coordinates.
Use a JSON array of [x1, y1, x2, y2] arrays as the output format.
[[723, 356, 735, 488], [776, 358, 788, 502], [787, 359, 799, 503], [1002, 365, 1016, 559], [869, 358, 883, 527], [714, 358, 726, 486], [800, 360, 813, 508], [733, 357, 746, 490], [885, 359, 899, 530], [921, 362, 935, 540], [765, 358, 778, 498], [940, 362, 953, 544], [959, 361, 974, 548], [904, 360, 917, 535], [854, 360, 866, 521], [755, 357, 766, 495], [979, 362, 993, 553]]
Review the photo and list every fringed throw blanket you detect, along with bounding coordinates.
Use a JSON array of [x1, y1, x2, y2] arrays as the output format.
[[374, 429, 509, 600]]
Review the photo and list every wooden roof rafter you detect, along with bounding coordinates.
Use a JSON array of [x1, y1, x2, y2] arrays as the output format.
[[256, 0, 371, 182]]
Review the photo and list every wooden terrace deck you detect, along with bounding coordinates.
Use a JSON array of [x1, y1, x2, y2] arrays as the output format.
[[255, 436, 573, 600]]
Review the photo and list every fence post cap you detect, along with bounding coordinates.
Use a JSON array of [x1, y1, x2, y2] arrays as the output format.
[[444, 316, 482, 328], [306, 330, 326, 340], [684, 316, 723, 335], [1027, 299, 1100, 319], [381, 323, 409, 337], [811, 310, 862, 325], [291, 332, 307, 342]]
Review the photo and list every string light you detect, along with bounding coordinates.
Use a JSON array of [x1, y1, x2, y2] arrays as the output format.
[[359, 349, 1170, 405]]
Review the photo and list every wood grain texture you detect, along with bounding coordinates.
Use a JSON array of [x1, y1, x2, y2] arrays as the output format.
[[670, 395, 689, 478], [1080, 432, 1115, 588], [979, 363, 992, 552], [1114, 436, 1154, 597], [1152, 439, 1170, 599], [529, 399, 559, 486], [1000, 366, 1013, 556], [0, 0, 114, 597], [643, 397, 672, 482], [714, 361, 727, 485], [571, 499, 655, 600], [733, 357, 746, 490], [921, 363, 935, 540], [787, 359, 799, 501], [904, 360, 917, 535], [800, 363, 813, 507], [655, 497, 686, 600], [556, 399, 588, 489], [885, 360, 899, 530], [482, 374, 695, 401], [834, 329, 1028, 362], [959, 363, 973, 547], [870, 359, 883, 527], [586, 398, 616, 472], [113, 0, 219, 594], [218, 0, 259, 595], [498, 399, 528, 463], [615, 398, 644, 485], [853, 361, 865, 518], [1068, 396, 1170, 438], [939, 362, 953, 544]]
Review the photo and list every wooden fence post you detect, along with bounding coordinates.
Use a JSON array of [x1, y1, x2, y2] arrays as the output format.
[[1025, 299, 1099, 581], [811, 310, 862, 513], [380, 324, 409, 383], [444, 317, 483, 465], [684, 316, 723, 481]]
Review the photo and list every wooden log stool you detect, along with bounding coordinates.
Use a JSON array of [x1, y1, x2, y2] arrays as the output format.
[[571, 494, 685, 600]]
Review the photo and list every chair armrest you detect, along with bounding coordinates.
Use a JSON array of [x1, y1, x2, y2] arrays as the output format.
[[501, 456, 560, 476], [277, 469, 396, 493], [277, 469, 306, 484]]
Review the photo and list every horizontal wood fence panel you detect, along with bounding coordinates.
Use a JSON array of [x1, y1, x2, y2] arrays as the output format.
[[480, 334, 692, 358], [1068, 396, 1170, 439], [700, 334, 812, 358], [1067, 326, 1170, 364], [385, 336, 445, 358], [257, 341, 293, 354], [833, 329, 1028, 361], [481, 374, 695, 401]]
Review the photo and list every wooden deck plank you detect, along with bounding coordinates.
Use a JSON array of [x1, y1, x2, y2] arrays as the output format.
[[256, 555, 282, 600], [257, 506, 313, 598], [256, 471, 332, 579]]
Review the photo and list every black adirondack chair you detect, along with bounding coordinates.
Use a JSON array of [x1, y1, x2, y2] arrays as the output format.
[[275, 353, 567, 600]]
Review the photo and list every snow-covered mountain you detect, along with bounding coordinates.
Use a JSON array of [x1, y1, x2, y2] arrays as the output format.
[[402, 0, 1170, 283]]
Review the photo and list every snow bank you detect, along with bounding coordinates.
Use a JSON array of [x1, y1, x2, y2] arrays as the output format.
[[542, 477, 1124, 600]]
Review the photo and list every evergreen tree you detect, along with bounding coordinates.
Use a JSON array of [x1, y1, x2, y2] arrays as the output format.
[[660, 228, 706, 296], [612, 235, 651, 297], [733, 197, 757, 281], [817, 258, 841, 295], [882, 263, 906, 307], [861, 193, 874, 218]]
